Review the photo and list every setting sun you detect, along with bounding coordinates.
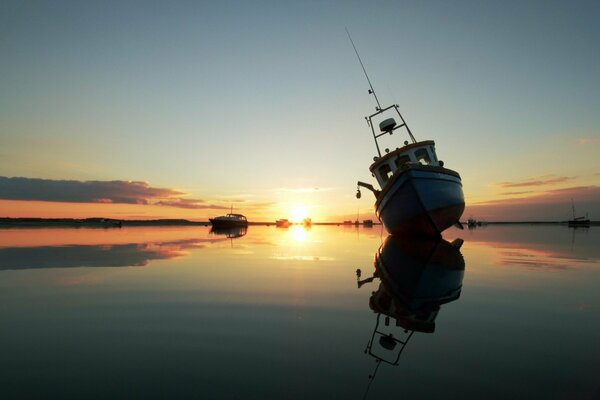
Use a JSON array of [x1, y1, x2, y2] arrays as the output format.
[[290, 204, 309, 223]]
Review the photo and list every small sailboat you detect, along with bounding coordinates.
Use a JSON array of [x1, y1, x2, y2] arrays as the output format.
[[349, 35, 465, 236], [568, 199, 590, 228]]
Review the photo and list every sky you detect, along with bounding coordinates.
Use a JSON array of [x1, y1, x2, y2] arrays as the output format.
[[1, 0, 599, 222]]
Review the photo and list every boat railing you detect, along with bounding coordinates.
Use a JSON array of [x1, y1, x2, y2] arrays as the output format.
[[367, 104, 416, 158]]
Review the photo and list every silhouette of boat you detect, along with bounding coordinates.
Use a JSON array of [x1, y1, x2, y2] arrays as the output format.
[[363, 219, 374, 227], [349, 37, 464, 236], [568, 199, 590, 228], [275, 219, 291, 228], [209, 213, 248, 228]]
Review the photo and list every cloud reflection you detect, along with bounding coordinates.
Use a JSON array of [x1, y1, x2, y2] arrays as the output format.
[[0, 238, 210, 270]]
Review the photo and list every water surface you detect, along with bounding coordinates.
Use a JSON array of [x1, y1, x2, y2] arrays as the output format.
[[0, 225, 598, 399]]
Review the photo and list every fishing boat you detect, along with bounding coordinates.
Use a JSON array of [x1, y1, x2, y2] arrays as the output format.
[[209, 212, 248, 228], [349, 36, 464, 236]]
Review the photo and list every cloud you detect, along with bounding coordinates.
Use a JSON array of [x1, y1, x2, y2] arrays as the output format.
[[497, 175, 575, 188], [155, 199, 229, 210], [0, 176, 220, 210], [576, 137, 600, 145], [467, 185, 600, 221], [500, 190, 534, 196], [0, 237, 226, 270]]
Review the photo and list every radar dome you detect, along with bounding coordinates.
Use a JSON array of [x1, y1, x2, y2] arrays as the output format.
[[379, 118, 396, 133]]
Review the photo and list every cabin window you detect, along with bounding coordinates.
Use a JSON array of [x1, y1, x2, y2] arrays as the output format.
[[379, 164, 393, 183], [414, 148, 431, 165], [395, 155, 410, 168], [428, 146, 438, 163]]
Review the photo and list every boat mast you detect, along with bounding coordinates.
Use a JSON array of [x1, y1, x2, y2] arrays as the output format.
[[346, 29, 417, 157], [346, 28, 382, 111]]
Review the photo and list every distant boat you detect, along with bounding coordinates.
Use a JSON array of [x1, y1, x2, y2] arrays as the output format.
[[351, 39, 464, 236], [343, 220, 353, 225], [276, 219, 291, 228], [568, 199, 590, 228], [467, 217, 485, 229], [209, 213, 248, 228], [363, 219, 374, 227]]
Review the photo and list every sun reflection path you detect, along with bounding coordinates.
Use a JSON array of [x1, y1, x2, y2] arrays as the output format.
[[289, 225, 309, 242]]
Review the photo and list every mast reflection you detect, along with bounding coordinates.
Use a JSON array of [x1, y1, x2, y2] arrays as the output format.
[[357, 235, 465, 394]]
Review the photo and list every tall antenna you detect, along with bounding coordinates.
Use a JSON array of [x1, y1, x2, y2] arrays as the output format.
[[345, 28, 382, 110]]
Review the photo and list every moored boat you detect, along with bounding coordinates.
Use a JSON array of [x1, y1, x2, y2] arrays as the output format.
[[568, 200, 590, 228], [276, 219, 291, 228], [209, 213, 248, 228]]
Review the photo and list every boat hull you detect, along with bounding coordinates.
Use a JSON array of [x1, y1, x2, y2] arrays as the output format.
[[209, 219, 248, 228], [376, 167, 464, 236], [568, 220, 590, 228]]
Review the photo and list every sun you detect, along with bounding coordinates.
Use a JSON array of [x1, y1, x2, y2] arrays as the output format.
[[290, 204, 309, 223]]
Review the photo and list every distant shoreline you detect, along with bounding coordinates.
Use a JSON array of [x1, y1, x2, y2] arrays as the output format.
[[0, 217, 597, 228]]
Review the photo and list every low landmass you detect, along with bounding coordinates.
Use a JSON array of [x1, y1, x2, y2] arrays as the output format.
[[0, 217, 208, 228], [0, 217, 597, 228]]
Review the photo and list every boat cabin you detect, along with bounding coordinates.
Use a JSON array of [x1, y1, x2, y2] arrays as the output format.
[[226, 213, 247, 221], [369, 140, 440, 188]]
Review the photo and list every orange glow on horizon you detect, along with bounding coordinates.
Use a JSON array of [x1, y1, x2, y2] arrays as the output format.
[[289, 204, 309, 223]]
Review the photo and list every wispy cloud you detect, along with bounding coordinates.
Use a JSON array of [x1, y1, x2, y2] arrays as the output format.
[[497, 175, 575, 188], [0, 176, 223, 210], [155, 199, 228, 210], [576, 137, 600, 145], [467, 185, 600, 221], [500, 190, 534, 196]]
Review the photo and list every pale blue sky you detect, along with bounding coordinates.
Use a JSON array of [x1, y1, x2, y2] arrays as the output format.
[[1, 0, 599, 220]]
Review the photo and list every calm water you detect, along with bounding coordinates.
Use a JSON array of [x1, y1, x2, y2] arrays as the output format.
[[0, 225, 598, 399]]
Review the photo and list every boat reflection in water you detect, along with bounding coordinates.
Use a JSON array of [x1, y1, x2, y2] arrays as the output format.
[[357, 235, 465, 391], [209, 226, 247, 239]]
